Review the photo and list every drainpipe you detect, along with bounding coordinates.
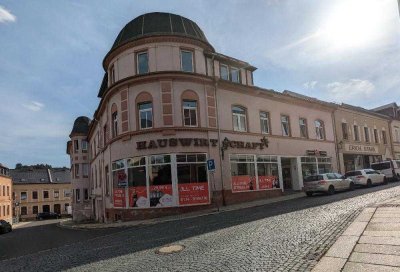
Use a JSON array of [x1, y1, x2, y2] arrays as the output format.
[[331, 108, 342, 174], [211, 55, 226, 206]]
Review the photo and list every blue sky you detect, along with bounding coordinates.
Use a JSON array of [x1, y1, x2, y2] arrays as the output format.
[[0, 0, 399, 168]]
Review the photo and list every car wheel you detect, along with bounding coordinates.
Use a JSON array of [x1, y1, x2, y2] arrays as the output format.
[[328, 185, 335, 195], [306, 192, 313, 197], [349, 182, 355, 191], [367, 179, 372, 188]]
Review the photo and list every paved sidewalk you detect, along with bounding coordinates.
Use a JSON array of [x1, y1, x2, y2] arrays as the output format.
[[59, 191, 304, 229], [312, 197, 400, 271]]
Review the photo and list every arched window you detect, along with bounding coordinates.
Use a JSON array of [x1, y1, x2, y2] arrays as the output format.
[[182, 90, 199, 127], [315, 120, 325, 140], [136, 92, 153, 130], [111, 103, 118, 137], [232, 106, 247, 132]]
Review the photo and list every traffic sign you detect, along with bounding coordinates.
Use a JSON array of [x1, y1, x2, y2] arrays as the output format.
[[207, 159, 216, 172]]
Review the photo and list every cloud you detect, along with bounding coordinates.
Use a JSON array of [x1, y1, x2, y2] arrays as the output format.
[[326, 79, 375, 102], [0, 6, 16, 23], [303, 81, 318, 89], [22, 101, 44, 112]]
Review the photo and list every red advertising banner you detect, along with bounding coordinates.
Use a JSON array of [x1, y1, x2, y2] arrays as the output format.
[[178, 182, 209, 205], [258, 176, 280, 190], [232, 176, 256, 192], [113, 188, 126, 208], [149, 184, 173, 207], [128, 186, 148, 208]]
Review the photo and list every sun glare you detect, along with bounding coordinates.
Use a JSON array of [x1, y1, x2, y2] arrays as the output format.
[[321, 0, 387, 49]]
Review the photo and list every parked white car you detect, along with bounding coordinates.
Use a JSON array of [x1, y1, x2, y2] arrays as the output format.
[[371, 160, 400, 181], [303, 173, 354, 196], [345, 169, 386, 187]]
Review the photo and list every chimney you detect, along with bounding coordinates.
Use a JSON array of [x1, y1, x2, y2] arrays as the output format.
[[47, 168, 53, 183]]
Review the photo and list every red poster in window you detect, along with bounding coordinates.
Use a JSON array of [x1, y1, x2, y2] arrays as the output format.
[[178, 182, 209, 205], [149, 185, 173, 207], [258, 176, 280, 190], [232, 176, 256, 192], [128, 186, 148, 208], [113, 188, 126, 208]]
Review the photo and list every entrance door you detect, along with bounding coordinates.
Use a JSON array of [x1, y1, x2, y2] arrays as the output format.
[[281, 158, 293, 190], [54, 204, 61, 214]]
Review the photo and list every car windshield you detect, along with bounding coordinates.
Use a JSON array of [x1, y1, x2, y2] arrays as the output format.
[[304, 175, 324, 182]]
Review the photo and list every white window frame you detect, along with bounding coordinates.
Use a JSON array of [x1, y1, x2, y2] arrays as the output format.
[[112, 111, 118, 137], [281, 115, 290, 136], [138, 102, 153, 130], [180, 50, 194, 72], [233, 106, 247, 132], [220, 64, 229, 80], [299, 118, 308, 138], [315, 120, 325, 140], [260, 112, 270, 134], [183, 100, 198, 127], [230, 67, 240, 83], [136, 51, 149, 75]]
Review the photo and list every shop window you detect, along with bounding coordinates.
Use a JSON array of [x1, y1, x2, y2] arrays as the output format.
[[374, 129, 379, 143], [382, 130, 387, 144], [301, 157, 332, 178], [220, 64, 229, 80], [281, 115, 290, 136], [315, 120, 325, 140], [299, 118, 308, 138], [260, 112, 270, 134], [180, 50, 194, 72], [64, 203, 69, 212], [183, 100, 197, 127], [149, 155, 173, 207], [105, 165, 110, 196], [21, 206, 27, 216], [177, 154, 209, 205], [111, 105, 118, 138], [232, 106, 247, 132], [353, 125, 360, 141], [230, 155, 256, 192], [317, 157, 332, 174], [137, 51, 149, 75], [128, 156, 147, 208], [138, 102, 153, 129], [112, 159, 127, 208], [342, 123, 349, 140], [256, 156, 280, 190], [364, 127, 370, 142], [21, 192, 27, 201]]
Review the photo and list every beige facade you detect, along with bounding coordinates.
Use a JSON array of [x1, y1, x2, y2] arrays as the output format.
[[334, 105, 392, 173], [391, 119, 400, 159], [0, 165, 12, 224], [13, 183, 72, 220]]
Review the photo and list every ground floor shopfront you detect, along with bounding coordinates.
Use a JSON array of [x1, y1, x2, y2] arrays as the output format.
[[338, 143, 391, 173], [100, 132, 337, 221]]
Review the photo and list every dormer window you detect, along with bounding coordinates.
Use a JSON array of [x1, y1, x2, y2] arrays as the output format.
[[137, 51, 149, 75], [220, 64, 241, 83], [180, 50, 194, 72]]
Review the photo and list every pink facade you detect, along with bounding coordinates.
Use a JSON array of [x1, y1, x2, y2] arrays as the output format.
[[70, 13, 338, 222]]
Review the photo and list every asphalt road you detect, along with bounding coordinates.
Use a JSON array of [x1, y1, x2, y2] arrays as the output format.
[[2, 182, 400, 271]]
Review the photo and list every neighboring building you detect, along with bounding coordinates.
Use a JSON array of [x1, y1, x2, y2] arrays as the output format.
[[373, 103, 400, 160], [0, 164, 12, 224], [10, 168, 72, 220], [69, 12, 340, 222], [334, 104, 392, 173], [67, 117, 92, 222]]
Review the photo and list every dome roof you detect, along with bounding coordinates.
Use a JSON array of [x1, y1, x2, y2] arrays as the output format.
[[70, 116, 90, 136], [108, 12, 211, 55]]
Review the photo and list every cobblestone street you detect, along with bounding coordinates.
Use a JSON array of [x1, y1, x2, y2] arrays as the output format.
[[2, 184, 400, 272]]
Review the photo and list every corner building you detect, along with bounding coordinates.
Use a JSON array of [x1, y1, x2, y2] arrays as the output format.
[[77, 12, 338, 222]]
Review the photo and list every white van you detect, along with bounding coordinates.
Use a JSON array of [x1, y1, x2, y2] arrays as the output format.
[[371, 160, 400, 181]]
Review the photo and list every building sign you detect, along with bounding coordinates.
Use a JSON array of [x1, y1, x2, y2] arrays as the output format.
[[137, 137, 269, 151], [113, 188, 126, 208], [344, 144, 379, 154], [306, 150, 328, 156], [232, 176, 257, 192]]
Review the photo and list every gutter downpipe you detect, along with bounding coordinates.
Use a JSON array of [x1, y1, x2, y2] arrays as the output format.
[[211, 54, 226, 207], [331, 107, 342, 174]]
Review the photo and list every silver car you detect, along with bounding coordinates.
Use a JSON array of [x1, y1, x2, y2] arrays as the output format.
[[345, 169, 386, 187], [303, 173, 354, 196]]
